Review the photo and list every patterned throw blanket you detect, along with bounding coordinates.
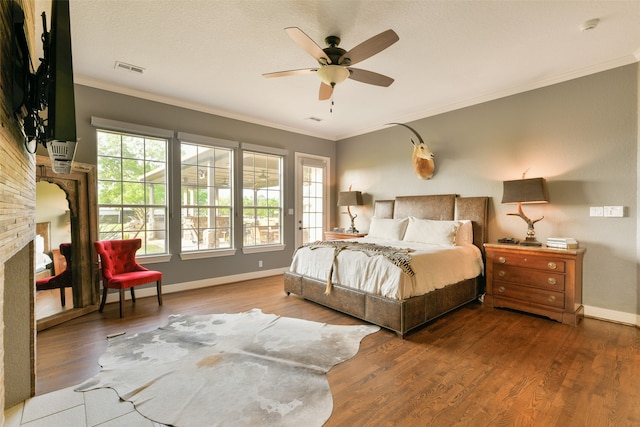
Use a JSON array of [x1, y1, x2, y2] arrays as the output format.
[[301, 241, 415, 294]]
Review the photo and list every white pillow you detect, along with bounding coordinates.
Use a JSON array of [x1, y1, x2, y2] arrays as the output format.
[[367, 217, 408, 241], [455, 220, 474, 246], [402, 217, 460, 246], [35, 234, 45, 254]]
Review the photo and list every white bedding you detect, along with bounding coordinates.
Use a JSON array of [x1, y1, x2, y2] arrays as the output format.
[[289, 237, 484, 300], [35, 234, 53, 273]]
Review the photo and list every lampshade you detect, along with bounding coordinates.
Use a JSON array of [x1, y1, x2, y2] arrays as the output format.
[[502, 178, 549, 204], [317, 65, 350, 86], [337, 190, 363, 206]]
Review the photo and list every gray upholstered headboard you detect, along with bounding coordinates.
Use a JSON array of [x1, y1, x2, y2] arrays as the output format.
[[373, 194, 489, 252]]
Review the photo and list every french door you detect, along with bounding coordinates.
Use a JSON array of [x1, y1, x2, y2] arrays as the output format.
[[294, 153, 330, 248]]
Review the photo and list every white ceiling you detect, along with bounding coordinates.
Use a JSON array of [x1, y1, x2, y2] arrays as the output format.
[[37, 0, 640, 141]]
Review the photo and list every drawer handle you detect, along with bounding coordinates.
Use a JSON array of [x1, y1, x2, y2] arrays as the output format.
[[498, 257, 506, 264], [547, 278, 557, 285], [548, 295, 556, 303], [498, 270, 506, 277], [498, 286, 505, 293], [547, 262, 557, 270]]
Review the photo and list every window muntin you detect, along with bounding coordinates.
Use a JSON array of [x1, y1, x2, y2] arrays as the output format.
[[97, 130, 168, 255], [180, 142, 234, 252], [242, 151, 283, 247]]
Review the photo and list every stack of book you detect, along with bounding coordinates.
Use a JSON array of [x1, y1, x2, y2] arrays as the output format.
[[546, 237, 579, 249]]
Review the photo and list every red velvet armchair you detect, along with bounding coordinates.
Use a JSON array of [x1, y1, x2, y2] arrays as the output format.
[[94, 238, 163, 318], [36, 242, 72, 306]]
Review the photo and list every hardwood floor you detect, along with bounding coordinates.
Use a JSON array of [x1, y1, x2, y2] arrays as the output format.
[[36, 275, 640, 426], [36, 288, 74, 320]]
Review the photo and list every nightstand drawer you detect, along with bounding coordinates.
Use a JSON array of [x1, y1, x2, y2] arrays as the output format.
[[493, 253, 566, 273], [493, 282, 565, 309], [493, 265, 565, 291]]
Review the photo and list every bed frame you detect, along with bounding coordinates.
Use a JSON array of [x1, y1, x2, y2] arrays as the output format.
[[284, 194, 489, 337]]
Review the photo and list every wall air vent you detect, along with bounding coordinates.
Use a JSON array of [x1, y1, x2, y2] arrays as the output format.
[[114, 61, 145, 74]]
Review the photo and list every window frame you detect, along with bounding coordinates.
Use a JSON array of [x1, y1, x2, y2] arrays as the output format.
[[92, 117, 172, 263], [241, 143, 288, 254], [177, 132, 238, 260]]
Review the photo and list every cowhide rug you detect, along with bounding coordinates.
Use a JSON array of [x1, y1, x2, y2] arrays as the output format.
[[75, 308, 379, 426]]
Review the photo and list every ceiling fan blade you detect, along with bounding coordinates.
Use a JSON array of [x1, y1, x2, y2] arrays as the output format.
[[262, 68, 318, 78], [339, 29, 399, 66], [348, 68, 394, 87], [319, 82, 333, 100], [285, 27, 331, 65]]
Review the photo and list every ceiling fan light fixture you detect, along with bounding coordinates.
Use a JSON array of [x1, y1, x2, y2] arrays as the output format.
[[317, 65, 350, 86]]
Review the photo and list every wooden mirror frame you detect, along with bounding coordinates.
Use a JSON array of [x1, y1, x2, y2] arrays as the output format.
[[35, 155, 99, 330]]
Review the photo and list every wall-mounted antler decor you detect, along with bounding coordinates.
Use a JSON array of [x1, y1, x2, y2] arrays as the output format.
[[386, 123, 435, 179]]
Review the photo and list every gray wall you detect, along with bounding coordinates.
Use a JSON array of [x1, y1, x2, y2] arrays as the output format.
[[336, 64, 639, 315], [63, 64, 639, 316], [66, 85, 336, 286]]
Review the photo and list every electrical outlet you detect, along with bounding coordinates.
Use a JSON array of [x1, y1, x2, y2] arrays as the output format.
[[589, 207, 603, 217], [604, 206, 624, 217], [258, 260, 263, 268]]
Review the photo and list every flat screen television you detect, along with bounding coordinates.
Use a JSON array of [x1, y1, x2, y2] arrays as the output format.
[[46, 0, 76, 144], [12, 0, 77, 173]]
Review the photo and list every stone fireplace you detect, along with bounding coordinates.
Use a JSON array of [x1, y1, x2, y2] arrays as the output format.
[[1, 0, 38, 416]]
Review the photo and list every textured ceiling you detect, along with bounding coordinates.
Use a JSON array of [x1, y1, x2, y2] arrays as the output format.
[[36, 0, 640, 140]]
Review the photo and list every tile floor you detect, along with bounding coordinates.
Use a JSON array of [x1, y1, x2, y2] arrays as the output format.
[[5, 385, 168, 427]]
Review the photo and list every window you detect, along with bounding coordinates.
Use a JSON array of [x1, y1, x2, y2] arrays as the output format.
[[180, 142, 234, 253], [301, 161, 326, 244], [242, 150, 283, 248], [96, 129, 168, 255]]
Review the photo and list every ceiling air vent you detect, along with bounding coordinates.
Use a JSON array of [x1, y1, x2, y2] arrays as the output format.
[[306, 116, 322, 122], [114, 61, 145, 74]]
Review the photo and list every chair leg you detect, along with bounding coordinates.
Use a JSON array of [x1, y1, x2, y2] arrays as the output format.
[[99, 285, 108, 312], [119, 288, 125, 318], [130, 287, 136, 303], [60, 287, 66, 307], [157, 279, 163, 306]]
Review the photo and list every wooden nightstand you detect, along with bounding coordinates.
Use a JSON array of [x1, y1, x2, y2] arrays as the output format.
[[484, 243, 585, 325], [323, 231, 366, 240]]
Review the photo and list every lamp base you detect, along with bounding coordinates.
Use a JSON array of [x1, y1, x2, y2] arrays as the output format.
[[346, 209, 358, 234], [520, 237, 542, 247]]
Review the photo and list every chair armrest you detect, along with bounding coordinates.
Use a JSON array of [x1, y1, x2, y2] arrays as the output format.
[[133, 262, 150, 272]]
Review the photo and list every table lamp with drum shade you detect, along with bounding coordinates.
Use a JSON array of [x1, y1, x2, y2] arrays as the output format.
[[502, 177, 549, 246], [337, 189, 363, 234]]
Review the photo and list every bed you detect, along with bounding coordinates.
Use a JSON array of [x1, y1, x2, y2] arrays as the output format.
[[284, 194, 489, 337], [35, 222, 53, 279]]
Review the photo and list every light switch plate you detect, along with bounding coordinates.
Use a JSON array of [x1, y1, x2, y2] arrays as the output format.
[[604, 206, 624, 217], [589, 207, 603, 217]]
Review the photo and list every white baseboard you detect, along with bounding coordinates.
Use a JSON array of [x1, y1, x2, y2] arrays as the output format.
[[105, 278, 640, 328], [584, 305, 639, 327], [105, 267, 288, 304]]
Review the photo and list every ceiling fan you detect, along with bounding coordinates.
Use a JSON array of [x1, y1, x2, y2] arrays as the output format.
[[263, 27, 399, 100]]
